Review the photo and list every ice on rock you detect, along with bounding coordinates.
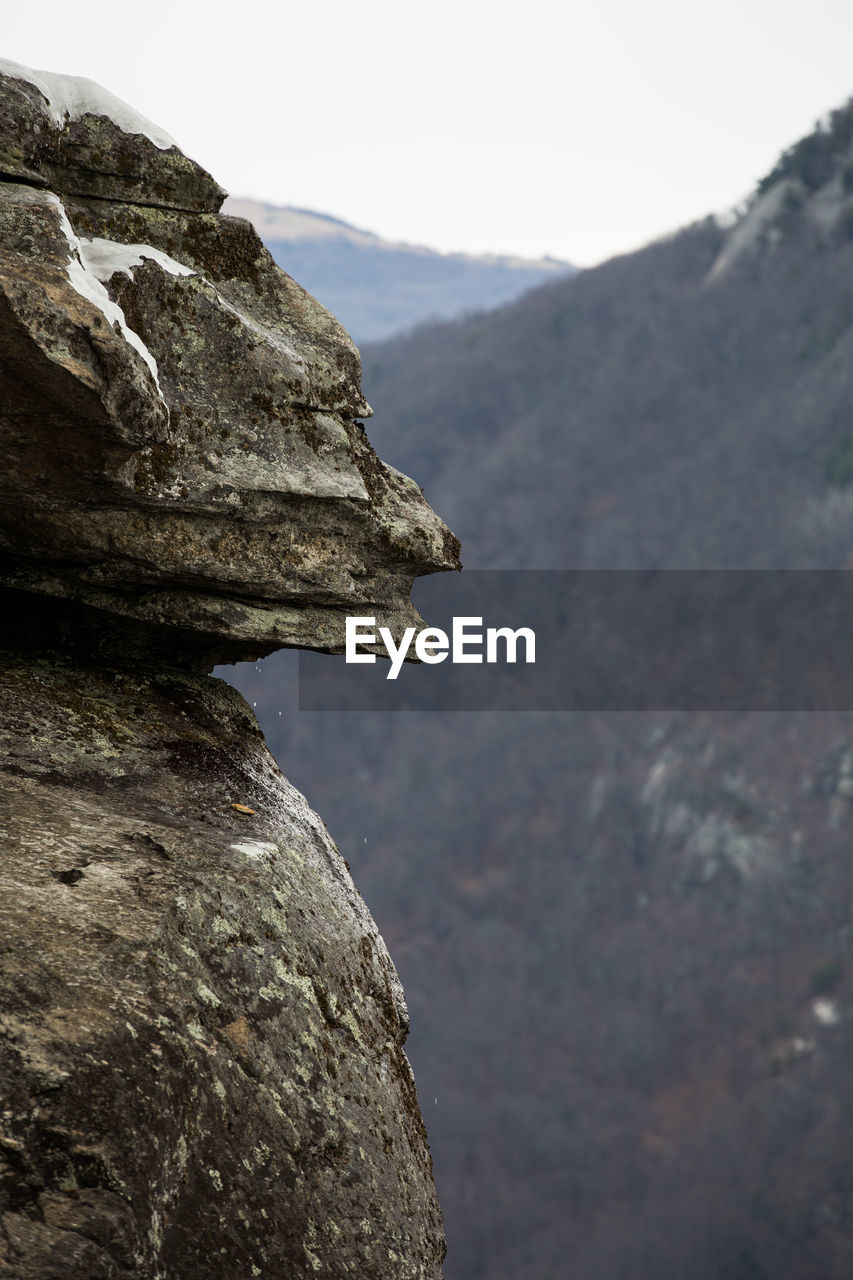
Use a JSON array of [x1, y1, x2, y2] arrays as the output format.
[[0, 58, 177, 149], [47, 195, 164, 393], [79, 239, 196, 283]]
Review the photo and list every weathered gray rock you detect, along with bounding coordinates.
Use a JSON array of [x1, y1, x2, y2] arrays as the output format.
[[0, 649, 445, 1278], [0, 63, 453, 1279], [0, 60, 460, 666], [0, 58, 224, 210]]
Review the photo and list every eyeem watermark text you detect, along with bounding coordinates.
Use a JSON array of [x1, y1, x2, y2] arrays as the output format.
[[346, 616, 536, 679]]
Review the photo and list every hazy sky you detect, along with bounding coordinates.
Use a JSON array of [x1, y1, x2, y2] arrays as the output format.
[[5, 0, 853, 265]]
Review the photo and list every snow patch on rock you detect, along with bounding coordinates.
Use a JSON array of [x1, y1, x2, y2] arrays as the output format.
[[47, 194, 164, 394], [79, 238, 195, 283], [0, 58, 177, 149]]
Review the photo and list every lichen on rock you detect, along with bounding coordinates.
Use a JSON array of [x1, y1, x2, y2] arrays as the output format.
[[0, 60, 460, 667], [0, 62, 454, 1278]]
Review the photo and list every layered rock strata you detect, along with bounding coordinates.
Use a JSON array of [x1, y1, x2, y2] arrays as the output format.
[[0, 58, 460, 665], [0, 61, 454, 1278]]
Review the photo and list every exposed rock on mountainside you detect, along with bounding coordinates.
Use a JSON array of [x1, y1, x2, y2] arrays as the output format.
[[708, 100, 853, 281], [0, 652, 445, 1280], [0, 61, 452, 1279], [0, 59, 459, 667]]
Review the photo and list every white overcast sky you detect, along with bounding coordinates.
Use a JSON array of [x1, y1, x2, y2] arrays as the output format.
[[4, 0, 853, 265]]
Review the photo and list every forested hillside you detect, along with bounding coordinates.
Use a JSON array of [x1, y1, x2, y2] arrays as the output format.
[[361, 194, 853, 569], [226, 102, 853, 1280]]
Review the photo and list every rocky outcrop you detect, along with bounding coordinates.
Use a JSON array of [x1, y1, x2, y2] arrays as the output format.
[[0, 58, 459, 666], [0, 61, 455, 1278]]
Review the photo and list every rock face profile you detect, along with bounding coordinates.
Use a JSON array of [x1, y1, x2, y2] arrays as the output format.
[[0, 60, 457, 1278], [0, 58, 459, 665]]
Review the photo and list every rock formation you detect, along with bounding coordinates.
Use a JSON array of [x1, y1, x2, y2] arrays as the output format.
[[0, 58, 459, 665], [0, 59, 459, 1278]]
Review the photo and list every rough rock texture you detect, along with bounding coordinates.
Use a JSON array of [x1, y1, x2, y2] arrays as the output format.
[[0, 63, 452, 1278], [0, 60, 460, 666], [0, 648, 444, 1278]]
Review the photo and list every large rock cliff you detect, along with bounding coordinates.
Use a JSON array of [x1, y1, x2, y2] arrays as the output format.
[[0, 59, 458, 1278], [0, 57, 459, 665]]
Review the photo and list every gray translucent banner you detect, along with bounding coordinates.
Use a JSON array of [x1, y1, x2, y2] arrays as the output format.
[[298, 571, 853, 710]]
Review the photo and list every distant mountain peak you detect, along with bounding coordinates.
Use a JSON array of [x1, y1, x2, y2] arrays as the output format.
[[224, 196, 573, 269], [224, 198, 384, 247], [224, 197, 575, 343]]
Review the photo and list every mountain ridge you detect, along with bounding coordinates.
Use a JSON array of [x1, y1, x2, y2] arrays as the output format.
[[224, 195, 575, 343], [227, 94, 853, 1280]]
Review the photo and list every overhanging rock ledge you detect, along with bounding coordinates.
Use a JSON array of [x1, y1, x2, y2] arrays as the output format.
[[0, 56, 460, 667]]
